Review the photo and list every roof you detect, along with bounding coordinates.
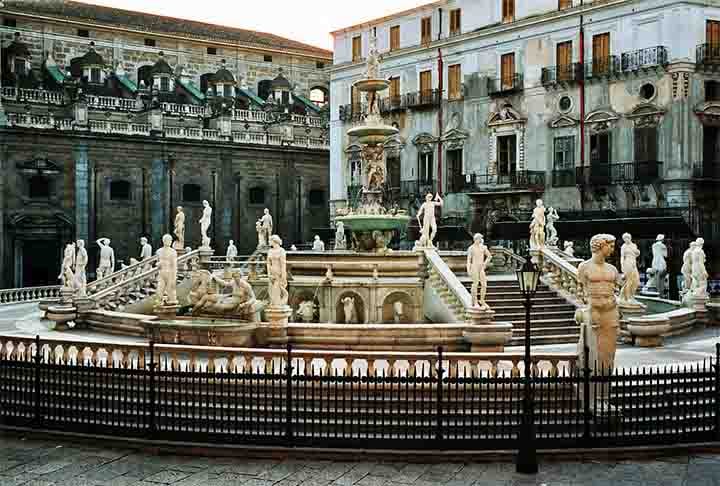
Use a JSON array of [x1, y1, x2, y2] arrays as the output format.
[[237, 87, 264, 107], [76, 48, 104, 67], [213, 67, 236, 84], [151, 55, 173, 75], [177, 78, 204, 101], [115, 73, 138, 94], [293, 93, 322, 114], [272, 72, 292, 89], [5, 0, 332, 59], [45, 63, 67, 84], [330, 0, 445, 35]]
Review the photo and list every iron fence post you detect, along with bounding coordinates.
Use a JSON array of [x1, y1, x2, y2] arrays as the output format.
[[583, 344, 591, 445], [285, 343, 293, 444], [436, 346, 443, 442], [715, 343, 719, 441], [148, 341, 157, 437], [33, 335, 41, 427]]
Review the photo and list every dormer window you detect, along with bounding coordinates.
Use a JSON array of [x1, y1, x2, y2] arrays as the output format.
[[223, 84, 233, 97], [82, 66, 104, 84], [90, 67, 101, 83], [160, 76, 170, 92], [13, 57, 27, 76]]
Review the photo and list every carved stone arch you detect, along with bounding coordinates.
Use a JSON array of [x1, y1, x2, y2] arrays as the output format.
[[412, 132, 438, 154], [381, 291, 415, 323], [441, 128, 469, 151], [626, 103, 665, 127], [694, 102, 720, 126], [584, 109, 620, 133], [549, 114, 579, 129], [335, 290, 365, 324], [383, 134, 406, 158], [488, 102, 526, 127]]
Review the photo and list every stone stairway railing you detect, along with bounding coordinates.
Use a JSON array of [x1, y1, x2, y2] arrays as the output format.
[[90, 250, 200, 310], [425, 249, 472, 322], [0, 286, 60, 305], [537, 247, 586, 307], [206, 250, 267, 275], [85, 256, 160, 296]]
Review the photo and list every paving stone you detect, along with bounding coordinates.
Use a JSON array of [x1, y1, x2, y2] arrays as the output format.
[[143, 469, 193, 484], [388, 463, 431, 484]]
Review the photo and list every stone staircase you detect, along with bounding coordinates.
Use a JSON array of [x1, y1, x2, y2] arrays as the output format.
[[465, 280, 580, 346]]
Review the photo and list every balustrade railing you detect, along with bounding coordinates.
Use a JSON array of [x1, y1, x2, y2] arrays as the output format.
[[576, 161, 663, 186], [537, 247, 586, 307], [697, 43, 720, 67], [405, 89, 442, 109], [0, 286, 60, 305], [87, 95, 136, 111], [585, 55, 621, 79], [2, 88, 64, 105], [458, 171, 546, 192], [85, 256, 160, 296], [541, 63, 584, 86], [487, 74, 524, 96], [425, 249, 472, 321], [621, 46, 668, 72], [161, 102, 204, 117]]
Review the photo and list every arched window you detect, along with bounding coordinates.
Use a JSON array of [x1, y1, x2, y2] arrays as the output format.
[[308, 189, 325, 206], [200, 73, 214, 94], [309, 87, 327, 106], [182, 184, 202, 202], [249, 186, 265, 205], [257, 80, 273, 101], [109, 180, 131, 200], [137, 65, 154, 88], [29, 175, 50, 199]]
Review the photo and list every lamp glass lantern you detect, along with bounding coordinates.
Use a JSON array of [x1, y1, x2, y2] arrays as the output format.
[[516, 258, 540, 298]]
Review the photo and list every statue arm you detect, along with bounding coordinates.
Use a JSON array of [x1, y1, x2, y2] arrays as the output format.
[[416, 205, 424, 224], [484, 247, 492, 265], [466, 249, 472, 274]]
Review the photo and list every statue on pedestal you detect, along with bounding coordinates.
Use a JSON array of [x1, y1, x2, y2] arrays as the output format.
[[341, 296, 356, 324], [682, 241, 697, 294], [393, 301, 404, 324], [59, 243, 75, 289], [75, 240, 88, 296], [466, 233, 492, 309], [619, 233, 643, 307], [647, 234, 668, 296], [312, 235, 325, 252], [691, 237, 708, 298], [190, 272, 258, 321], [416, 193, 443, 248], [173, 206, 185, 249], [529, 199, 546, 250], [546, 207, 560, 247], [335, 222, 347, 250], [199, 200, 213, 249], [226, 240, 238, 262], [155, 234, 178, 305], [140, 237, 153, 261], [266, 235, 288, 307], [96, 238, 115, 280], [260, 208, 273, 247], [564, 241, 575, 257]]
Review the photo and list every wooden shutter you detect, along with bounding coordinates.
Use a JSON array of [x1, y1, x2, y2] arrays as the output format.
[[502, 0, 515, 22], [708, 20, 720, 45], [420, 70, 432, 93], [390, 26, 400, 51], [592, 33, 610, 74], [421, 17, 431, 44], [450, 9, 461, 35], [556, 41, 572, 80], [558, 0, 572, 9], [352, 36, 362, 61], [501, 53, 515, 89], [448, 64, 461, 99], [389, 77, 400, 99]]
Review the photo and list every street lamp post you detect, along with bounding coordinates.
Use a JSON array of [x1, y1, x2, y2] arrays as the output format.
[[515, 256, 541, 474]]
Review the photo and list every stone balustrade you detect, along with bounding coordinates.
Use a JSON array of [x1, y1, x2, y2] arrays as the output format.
[[538, 247, 586, 307], [87, 95, 136, 111], [85, 256, 159, 296], [1, 87, 64, 105], [161, 102, 204, 117], [0, 286, 60, 305], [425, 249, 472, 317]]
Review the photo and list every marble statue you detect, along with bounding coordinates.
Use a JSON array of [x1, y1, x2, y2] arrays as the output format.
[[199, 200, 212, 249], [140, 237, 153, 261], [416, 193, 443, 248], [74, 240, 88, 296], [529, 199, 546, 250], [290, 245, 298, 251], [466, 233, 492, 309], [312, 235, 325, 252], [260, 208, 273, 247], [256, 220, 265, 249], [59, 243, 75, 289], [173, 206, 185, 249], [393, 301, 404, 324], [364, 145, 385, 190], [190, 272, 258, 320], [546, 207, 559, 247], [577, 234, 621, 376], [564, 241, 575, 257], [226, 240, 238, 262], [646, 234, 668, 296], [325, 265, 334, 281], [619, 233, 643, 307], [341, 296, 356, 324], [297, 300, 315, 323], [365, 30, 380, 79], [266, 234, 288, 307], [155, 234, 178, 305], [681, 241, 697, 294], [96, 238, 115, 280], [691, 237, 709, 298], [335, 222, 347, 250]]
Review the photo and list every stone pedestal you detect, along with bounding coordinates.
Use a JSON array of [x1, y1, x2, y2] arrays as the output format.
[[707, 302, 720, 327], [73, 297, 97, 314], [618, 302, 646, 344], [626, 315, 671, 347], [59, 286, 76, 304], [153, 303, 180, 320], [198, 248, 215, 267], [462, 307, 512, 352], [264, 305, 292, 345], [46, 303, 77, 331]]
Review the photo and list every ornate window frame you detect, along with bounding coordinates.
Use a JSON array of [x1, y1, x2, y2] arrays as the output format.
[[487, 103, 526, 175]]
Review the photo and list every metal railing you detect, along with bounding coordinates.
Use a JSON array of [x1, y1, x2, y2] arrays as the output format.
[[379, 95, 405, 113], [339, 103, 367, 123], [487, 74, 524, 96], [458, 171, 546, 192], [552, 168, 577, 187], [621, 46, 668, 72], [0, 286, 60, 305], [400, 179, 438, 199], [405, 89, 442, 109], [697, 43, 720, 68], [692, 161, 720, 180], [585, 55, 621, 79], [577, 161, 663, 186], [541, 63, 584, 86], [0, 334, 716, 450]]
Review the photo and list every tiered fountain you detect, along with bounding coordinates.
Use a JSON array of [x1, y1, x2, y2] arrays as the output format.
[[335, 34, 410, 252]]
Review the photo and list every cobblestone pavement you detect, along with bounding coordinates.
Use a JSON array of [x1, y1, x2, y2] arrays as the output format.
[[0, 435, 718, 486]]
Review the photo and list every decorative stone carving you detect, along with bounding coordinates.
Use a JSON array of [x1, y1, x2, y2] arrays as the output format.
[[529, 199, 546, 250], [334, 222, 347, 250], [441, 127, 470, 152], [173, 206, 185, 250], [297, 300, 316, 323], [584, 109, 619, 133], [96, 238, 115, 280], [412, 132, 438, 154], [691, 238, 709, 299], [546, 207, 559, 247], [266, 235, 288, 307], [199, 200, 212, 249], [312, 235, 325, 252], [365, 31, 380, 79], [260, 208, 273, 248], [341, 296, 356, 324], [619, 233, 645, 309], [74, 240, 88, 297], [155, 234, 178, 305], [140, 237, 152, 261], [226, 240, 238, 262], [415, 193, 443, 248], [466, 233, 492, 310], [681, 241, 697, 294], [392, 301, 404, 324], [325, 265, 334, 281], [564, 241, 575, 257], [363, 144, 385, 190], [627, 103, 665, 127], [643, 234, 667, 296], [59, 243, 75, 289], [189, 271, 258, 321]]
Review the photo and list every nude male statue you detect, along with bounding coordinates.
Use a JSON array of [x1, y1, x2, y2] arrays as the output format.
[[466, 233, 492, 309], [75, 240, 88, 296], [416, 193, 443, 248], [173, 206, 185, 249], [155, 234, 178, 305], [96, 238, 115, 280]]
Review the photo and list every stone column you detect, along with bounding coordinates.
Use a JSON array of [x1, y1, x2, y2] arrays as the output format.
[[462, 308, 512, 352], [74, 143, 90, 245], [150, 158, 168, 246]]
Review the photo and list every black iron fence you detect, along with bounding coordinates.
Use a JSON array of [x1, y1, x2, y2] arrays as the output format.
[[459, 171, 546, 192], [0, 338, 718, 450], [697, 43, 720, 68], [621, 46, 668, 72], [541, 63, 584, 86], [577, 161, 663, 186], [379, 96, 405, 114], [400, 179, 438, 199], [488, 74, 524, 96], [339, 103, 367, 123], [552, 168, 577, 187], [405, 89, 442, 109], [585, 56, 621, 79]]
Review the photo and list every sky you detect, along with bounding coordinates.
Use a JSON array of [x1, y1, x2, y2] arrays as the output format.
[[78, 0, 432, 50]]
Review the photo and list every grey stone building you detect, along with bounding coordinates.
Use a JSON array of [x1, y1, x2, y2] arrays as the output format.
[[0, 1, 331, 287]]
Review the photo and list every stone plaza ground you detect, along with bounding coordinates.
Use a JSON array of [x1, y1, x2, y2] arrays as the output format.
[[0, 434, 718, 486]]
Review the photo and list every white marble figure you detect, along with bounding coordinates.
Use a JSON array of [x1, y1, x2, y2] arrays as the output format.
[[365, 30, 380, 79], [325, 265, 334, 281], [312, 235, 325, 252], [529, 199, 546, 250], [416, 193, 443, 248], [290, 245, 298, 251], [341, 296, 356, 324], [155, 234, 178, 305], [260, 208, 273, 247], [266, 234, 288, 307], [393, 301, 404, 324], [691, 237, 709, 299], [96, 238, 115, 280], [335, 222, 347, 250], [226, 240, 238, 262], [74, 240, 88, 296], [297, 300, 315, 323], [564, 241, 575, 257], [199, 200, 212, 249], [140, 237, 153, 261], [647, 234, 668, 296], [619, 233, 643, 307], [173, 206, 185, 249], [467, 233, 492, 309], [255, 220, 266, 249], [546, 207, 560, 247], [59, 243, 75, 289], [681, 241, 698, 294]]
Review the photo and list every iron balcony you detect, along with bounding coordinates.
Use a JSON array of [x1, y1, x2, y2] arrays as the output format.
[[576, 161, 663, 186], [487, 74, 524, 97], [405, 89, 442, 110], [621, 46, 668, 72], [457, 170, 545, 193], [541, 63, 584, 87]]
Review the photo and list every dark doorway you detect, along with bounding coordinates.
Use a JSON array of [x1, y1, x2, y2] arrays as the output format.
[[590, 131, 611, 184], [22, 240, 59, 287], [703, 126, 720, 178], [386, 156, 400, 190], [497, 135, 516, 183], [447, 149, 463, 192]]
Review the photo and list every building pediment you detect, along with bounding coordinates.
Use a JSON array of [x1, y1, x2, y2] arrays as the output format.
[[16, 157, 62, 175], [549, 114, 578, 129], [383, 135, 406, 157], [585, 108, 620, 132], [8, 212, 73, 228], [441, 128, 469, 150], [488, 103, 526, 127], [412, 132, 438, 153], [695, 102, 720, 126], [626, 103, 665, 127]]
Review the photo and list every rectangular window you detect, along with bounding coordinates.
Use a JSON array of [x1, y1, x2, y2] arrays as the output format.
[[13, 58, 26, 76], [3, 18, 16, 27], [421, 16, 432, 44], [264, 54, 273, 62], [418, 152, 434, 183], [160, 76, 170, 92], [554, 136, 575, 169], [316, 61, 325, 69], [389, 76, 400, 99], [90, 67, 101, 84], [77, 29, 89, 38], [592, 32, 611, 75], [390, 25, 400, 51], [502, 0, 515, 23], [420, 70, 432, 94], [590, 132, 612, 184], [497, 135, 517, 178], [634, 126, 657, 162], [144, 38, 156, 47], [449, 9, 461, 36], [708, 20, 720, 45], [448, 64, 462, 100], [223, 85, 233, 97], [558, 0, 572, 9], [447, 149, 463, 192], [352, 35, 362, 62], [207, 46, 217, 55], [500, 52, 515, 90]]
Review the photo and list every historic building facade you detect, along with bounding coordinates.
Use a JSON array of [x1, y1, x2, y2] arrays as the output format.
[[0, 1, 331, 287], [329, 0, 719, 259]]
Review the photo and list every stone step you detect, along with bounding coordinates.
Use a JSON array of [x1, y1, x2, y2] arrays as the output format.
[[512, 325, 581, 337], [485, 297, 568, 305], [506, 317, 579, 328], [491, 304, 576, 313], [494, 310, 577, 321], [509, 333, 580, 346]]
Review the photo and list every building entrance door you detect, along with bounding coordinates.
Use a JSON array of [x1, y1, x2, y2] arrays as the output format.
[[21, 240, 60, 287]]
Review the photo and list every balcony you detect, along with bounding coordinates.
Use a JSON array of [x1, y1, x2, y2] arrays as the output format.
[[621, 46, 668, 73], [378, 96, 405, 114], [458, 170, 545, 193], [541, 63, 584, 88], [577, 161, 663, 186], [552, 168, 577, 187], [339, 103, 366, 123], [405, 89, 442, 110], [400, 179, 438, 199], [692, 161, 720, 180], [696, 43, 720, 70], [487, 74, 523, 97], [584, 55, 621, 80]]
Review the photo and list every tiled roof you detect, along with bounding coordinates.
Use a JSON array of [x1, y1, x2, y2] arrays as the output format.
[[5, 0, 332, 59]]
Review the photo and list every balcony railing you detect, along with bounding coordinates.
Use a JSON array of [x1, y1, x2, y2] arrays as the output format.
[[621, 46, 668, 72], [487, 74, 524, 96], [692, 161, 720, 180], [577, 161, 663, 186], [541, 63, 584, 86], [379, 95, 405, 114], [585, 55, 621, 79], [400, 179, 438, 199], [458, 170, 545, 192], [339, 103, 366, 123], [696, 43, 720, 68], [552, 168, 577, 187], [405, 89, 442, 109]]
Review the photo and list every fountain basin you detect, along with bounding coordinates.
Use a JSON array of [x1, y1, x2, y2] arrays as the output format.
[[346, 125, 398, 145], [142, 317, 257, 347], [353, 78, 390, 92], [336, 213, 410, 252]]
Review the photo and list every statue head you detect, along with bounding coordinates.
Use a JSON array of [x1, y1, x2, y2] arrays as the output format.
[[696, 237, 704, 248], [536, 199, 543, 207], [177, 206, 183, 213], [202, 200, 209, 207], [425, 193, 433, 202], [229, 240, 234, 246], [270, 234, 282, 247], [140, 237, 147, 245], [473, 233, 484, 244], [590, 234, 616, 258], [162, 234, 172, 247], [656, 234, 665, 242], [76, 239, 84, 248], [622, 233, 632, 244], [264, 208, 269, 215], [314, 235, 320, 241]]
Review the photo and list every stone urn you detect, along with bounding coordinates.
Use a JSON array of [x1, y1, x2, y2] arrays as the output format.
[[626, 315, 671, 347]]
